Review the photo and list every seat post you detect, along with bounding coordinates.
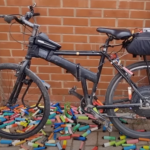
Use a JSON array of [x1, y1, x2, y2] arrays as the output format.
[[103, 36, 113, 52]]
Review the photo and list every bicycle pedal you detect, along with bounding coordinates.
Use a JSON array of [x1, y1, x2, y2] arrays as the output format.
[[90, 107, 112, 132], [103, 120, 112, 132]]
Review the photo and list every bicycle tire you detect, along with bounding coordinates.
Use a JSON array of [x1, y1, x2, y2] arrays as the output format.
[[0, 63, 50, 139], [105, 61, 150, 138]]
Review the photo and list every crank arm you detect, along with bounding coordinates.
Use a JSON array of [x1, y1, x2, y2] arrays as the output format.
[[89, 107, 112, 132], [69, 87, 83, 100]]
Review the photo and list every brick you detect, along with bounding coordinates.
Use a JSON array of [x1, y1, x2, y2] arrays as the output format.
[[60, 43, 74, 50], [131, 11, 150, 19], [85, 146, 97, 150], [52, 89, 69, 95], [0, 50, 11, 56], [75, 27, 97, 35], [91, 0, 116, 8], [122, 54, 140, 60], [48, 34, 61, 42], [37, 73, 50, 80], [146, 2, 150, 10], [76, 9, 101, 17], [100, 89, 107, 95], [63, 81, 81, 88], [72, 140, 83, 150], [64, 95, 80, 103], [30, 66, 37, 72], [0, 0, 4, 5], [118, 19, 143, 28], [63, 18, 88, 26], [7, 0, 32, 6], [126, 60, 139, 66], [91, 19, 116, 27], [0, 147, 19, 150], [102, 68, 113, 75], [32, 58, 49, 65], [49, 26, 73, 34], [9, 33, 24, 41], [100, 76, 113, 82], [40, 26, 48, 33], [22, 7, 48, 16], [89, 36, 106, 43], [63, 35, 87, 43], [38, 66, 62, 73], [63, 0, 88, 7], [49, 8, 74, 16], [98, 131, 109, 145], [75, 43, 99, 51], [104, 10, 129, 18], [35, 0, 60, 7], [0, 6, 19, 14], [0, 42, 21, 49], [88, 82, 109, 89], [50, 95, 64, 101], [145, 20, 150, 27], [98, 146, 122, 150], [85, 132, 97, 145], [0, 57, 23, 63], [0, 33, 8, 40], [0, 25, 21, 32], [47, 81, 62, 88], [119, 1, 144, 9], [51, 74, 75, 81], [75, 59, 99, 67], [36, 17, 61, 25], [12, 50, 26, 57]]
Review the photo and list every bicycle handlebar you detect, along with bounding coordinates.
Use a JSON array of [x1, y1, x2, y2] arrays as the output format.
[[0, 3, 40, 28], [0, 12, 40, 28]]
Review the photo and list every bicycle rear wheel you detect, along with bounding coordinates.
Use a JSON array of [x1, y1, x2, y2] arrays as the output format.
[[0, 63, 50, 139], [106, 61, 150, 138]]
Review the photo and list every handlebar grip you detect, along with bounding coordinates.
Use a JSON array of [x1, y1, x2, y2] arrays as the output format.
[[4, 15, 15, 23], [33, 13, 40, 16], [0, 15, 4, 18]]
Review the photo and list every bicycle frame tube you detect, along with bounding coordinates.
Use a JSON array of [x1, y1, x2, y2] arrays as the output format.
[[25, 34, 146, 108], [45, 42, 146, 104]]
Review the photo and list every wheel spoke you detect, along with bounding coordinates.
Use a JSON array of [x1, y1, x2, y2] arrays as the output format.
[[106, 62, 150, 138]]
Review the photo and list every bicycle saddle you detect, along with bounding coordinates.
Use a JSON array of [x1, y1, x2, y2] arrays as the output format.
[[97, 28, 132, 40]]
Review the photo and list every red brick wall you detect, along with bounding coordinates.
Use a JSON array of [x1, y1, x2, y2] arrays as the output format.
[[0, 0, 149, 105]]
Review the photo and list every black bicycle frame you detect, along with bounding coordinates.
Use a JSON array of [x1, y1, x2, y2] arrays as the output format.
[[37, 36, 144, 109], [8, 35, 143, 109]]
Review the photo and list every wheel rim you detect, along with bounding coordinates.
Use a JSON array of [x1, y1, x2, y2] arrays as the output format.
[[0, 65, 49, 139], [107, 65, 150, 137]]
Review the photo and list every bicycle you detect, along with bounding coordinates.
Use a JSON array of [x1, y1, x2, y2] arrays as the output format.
[[0, 4, 150, 139]]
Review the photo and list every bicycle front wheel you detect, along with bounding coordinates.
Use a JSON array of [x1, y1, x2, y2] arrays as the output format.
[[0, 63, 50, 139], [106, 61, 150, 138]]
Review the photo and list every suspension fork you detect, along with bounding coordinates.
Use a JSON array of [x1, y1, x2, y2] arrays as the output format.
[[8, 59, 31, 105]]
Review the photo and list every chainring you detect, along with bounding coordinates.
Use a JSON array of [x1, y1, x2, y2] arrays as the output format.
[[131, 86, 150, 117]]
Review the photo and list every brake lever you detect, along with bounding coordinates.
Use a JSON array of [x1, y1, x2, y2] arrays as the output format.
[[28, 3, 36, 12], [32, 2, 36, 7]]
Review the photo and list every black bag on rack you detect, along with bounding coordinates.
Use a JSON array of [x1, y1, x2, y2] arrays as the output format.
[[125, 32, 150, 55]]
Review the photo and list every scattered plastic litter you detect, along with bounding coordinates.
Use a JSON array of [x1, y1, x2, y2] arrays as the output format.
[[0, 102, 148, 150]]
